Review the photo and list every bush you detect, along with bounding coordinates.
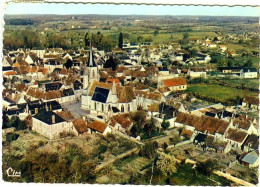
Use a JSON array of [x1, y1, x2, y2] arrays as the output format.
[[98, 145, 107, 154], [161, 120, 170, 130], [6, 133, 19, 143]]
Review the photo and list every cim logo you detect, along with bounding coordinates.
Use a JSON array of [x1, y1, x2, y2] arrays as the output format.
[[6, 167, 21, 177]]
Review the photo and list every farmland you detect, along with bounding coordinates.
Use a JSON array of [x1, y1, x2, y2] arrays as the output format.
[[186, 84, 257, 105]]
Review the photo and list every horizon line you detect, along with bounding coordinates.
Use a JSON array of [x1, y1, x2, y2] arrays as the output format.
[[4, 14, 259, 17]]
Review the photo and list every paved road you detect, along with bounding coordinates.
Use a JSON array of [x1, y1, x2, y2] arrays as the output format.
[[61, 100, 90, 118]]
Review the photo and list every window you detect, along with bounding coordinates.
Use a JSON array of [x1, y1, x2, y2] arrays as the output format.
[[93, 70, 95, 77], [128, 104, 130, 111], [102, 104, 104, 112], [121, 105, 124, 113], [94, 102, 97, 110]]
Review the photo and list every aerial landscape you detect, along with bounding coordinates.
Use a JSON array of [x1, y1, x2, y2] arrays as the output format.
[[1, 2, 259, 186]]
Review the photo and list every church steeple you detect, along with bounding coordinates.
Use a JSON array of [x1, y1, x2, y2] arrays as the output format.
[[87, 44, 96, 67]]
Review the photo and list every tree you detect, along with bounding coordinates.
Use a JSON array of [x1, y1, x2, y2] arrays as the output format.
[[244, 58, 253, 67], [84, 32, 90, 47], [104, 55, 118, 71], [161, 119, 170, 130], [195, 159, 219, 176], [131, 110, 146, 131], [144, 117, 157, 137], [118, 32, 123, 49], [183, 32, 189, 39], [64, 59, 73, 69], [139, 141, 158, 159], [154, 29, 159, 36], [156, 153, 177, 176]]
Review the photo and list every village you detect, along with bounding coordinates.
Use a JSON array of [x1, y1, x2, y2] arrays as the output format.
[[2, 14, 259, 185]]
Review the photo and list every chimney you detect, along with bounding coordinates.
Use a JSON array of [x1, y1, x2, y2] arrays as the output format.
[[52, 115, 55, 124]]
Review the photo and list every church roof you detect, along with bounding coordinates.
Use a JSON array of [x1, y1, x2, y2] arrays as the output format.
[[92, 87, 110, 103]]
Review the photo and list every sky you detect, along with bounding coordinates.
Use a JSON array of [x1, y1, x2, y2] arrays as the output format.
[[4, 3, 260, 17]]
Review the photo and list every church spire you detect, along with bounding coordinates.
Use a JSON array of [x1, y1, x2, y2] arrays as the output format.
[[87, 43, 96, 67]]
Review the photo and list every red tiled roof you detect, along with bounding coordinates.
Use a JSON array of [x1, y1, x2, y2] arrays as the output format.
[[72, 118, 88, 133], [88, 120, 107, 133], [3, 71, 16, 76], [226, 128, 248, 143], [111, 114, 133, 129], [180, 129, 193, 139], [106, 78, 121, 84], [175, 112, 229, 135], [162, 78, 187, 87]]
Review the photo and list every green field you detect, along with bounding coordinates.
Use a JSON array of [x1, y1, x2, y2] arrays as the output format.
[[186, 84, 257, 104], [168, 164, 231, 186], [211, 78, 259, 90]]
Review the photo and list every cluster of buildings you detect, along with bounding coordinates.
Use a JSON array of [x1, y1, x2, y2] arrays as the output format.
[[2, 34, 259, 169]]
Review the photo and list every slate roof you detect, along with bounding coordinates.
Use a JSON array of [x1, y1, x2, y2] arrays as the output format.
[[159, 103, 176, 120], [92, 87, 109, 103], [241, 151, 259, 165], [158, 67, 169, 71], [73, 80, 83, 90], [45, 82, 63, 91], [62, 88, 75, 97], [243, 134, 259, 150], [33, 110, 65, 125], [194, 133, 207, 143], [112, 107, 120, 113]]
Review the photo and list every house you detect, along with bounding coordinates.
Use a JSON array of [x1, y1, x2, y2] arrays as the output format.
[[31, 47, 45, 59], [72, 118, 89, 136], [187, 67, 207, 78], [110, 113, 133, 133], [174, 112, 230, 138], [87, 120, 111, 135], [135, 90, 166, 110], [32, 109, 74, 139], [195, 54, 211, 64], [242, 96, 259, 110], [239, 151, 259, 168], [219, 67, 258, 78], [219, 45, 227, 51], [242, 134, 259, 152], [158, 78, 187, 91], [226, 128, 248, 149]]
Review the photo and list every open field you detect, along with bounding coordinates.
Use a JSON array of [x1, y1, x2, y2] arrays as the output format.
[[168, 163, 231, 186], [186, 84, 257, 104], [210, 78, 259, 90]]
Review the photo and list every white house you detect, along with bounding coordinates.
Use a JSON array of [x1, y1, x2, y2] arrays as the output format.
[[32, 110, 74, 139]]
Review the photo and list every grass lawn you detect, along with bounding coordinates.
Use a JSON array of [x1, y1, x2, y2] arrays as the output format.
[[186, 84, 256, 104], [215, 78, 259, 90], [141, 31, 217, 43], [168, 164, 231, 186]]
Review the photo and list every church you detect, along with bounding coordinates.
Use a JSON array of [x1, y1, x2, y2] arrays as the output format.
[[81, 45, 137, 119]]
